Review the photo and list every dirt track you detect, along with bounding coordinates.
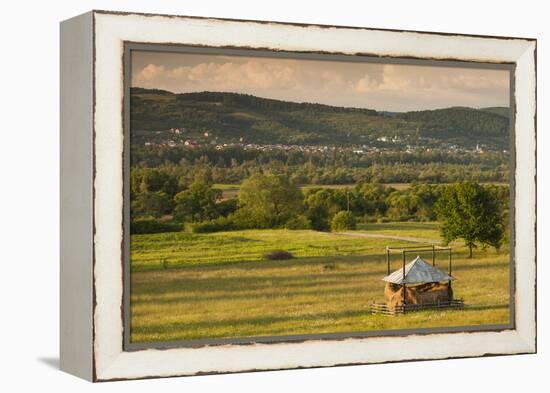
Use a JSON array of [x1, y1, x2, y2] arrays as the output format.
[[335, 231, 441, 244]]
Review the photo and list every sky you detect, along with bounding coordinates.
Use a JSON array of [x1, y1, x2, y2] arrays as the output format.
[[131, 51, 510, 112]]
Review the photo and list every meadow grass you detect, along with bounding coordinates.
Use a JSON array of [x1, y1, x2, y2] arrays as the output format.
[[130, 222, 510, 343], [356, 221, 442, 240], [130, 229, 423, 272]]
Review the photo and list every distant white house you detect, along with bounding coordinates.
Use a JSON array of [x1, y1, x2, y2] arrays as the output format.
[[184, 140, 198, 147]]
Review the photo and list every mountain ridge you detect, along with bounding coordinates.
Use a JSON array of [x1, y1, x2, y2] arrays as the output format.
[[130, 88, 510, 149]]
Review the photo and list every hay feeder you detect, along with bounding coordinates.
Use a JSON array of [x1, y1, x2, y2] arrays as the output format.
[[370, 245, 464, 316]]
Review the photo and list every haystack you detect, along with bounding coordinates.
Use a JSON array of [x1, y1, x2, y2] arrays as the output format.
[[383, 256, 455, 308]]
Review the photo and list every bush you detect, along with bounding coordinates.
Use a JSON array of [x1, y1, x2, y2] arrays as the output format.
[[330, 211, 357, 231], [360, 215, 377, 224], [216, 198, 238, 217], [264, 250, 294, 260], [130, 219, 182, 234], [189, 216, 236, 233], [285, 215, 312, 230]]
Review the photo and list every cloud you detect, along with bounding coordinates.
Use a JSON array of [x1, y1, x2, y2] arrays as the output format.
[[134, 59, 303, 92], [132, 54, 509, 111], [353, 64, 508, 93]]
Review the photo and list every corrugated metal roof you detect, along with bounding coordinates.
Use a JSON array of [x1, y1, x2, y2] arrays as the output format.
[[383, 256, 454, 284]]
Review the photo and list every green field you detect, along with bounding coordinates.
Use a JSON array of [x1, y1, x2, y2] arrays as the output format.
[[130, 222, 510, 343]]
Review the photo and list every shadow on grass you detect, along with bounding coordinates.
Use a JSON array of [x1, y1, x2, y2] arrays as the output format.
[[132, 253, 388, 274], [130, 281, 384, 308], [132, 308, 370, 337], [131, 267, 388, 297]]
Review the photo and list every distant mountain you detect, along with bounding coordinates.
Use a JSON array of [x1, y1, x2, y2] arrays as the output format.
[[395, 107, 509, 145], [480, 107, 510, 118], [130, 88, 510, 149]]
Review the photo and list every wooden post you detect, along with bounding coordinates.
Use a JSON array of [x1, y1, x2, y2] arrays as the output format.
[[432, 244, 436, 267], [402, 251, 406, 305], [386, 247, 390, 275], [448, 248, 453, 294], [448, 248, 452, 275]]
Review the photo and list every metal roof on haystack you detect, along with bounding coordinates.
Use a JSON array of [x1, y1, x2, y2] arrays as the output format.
[[383, 256, 455, 285]]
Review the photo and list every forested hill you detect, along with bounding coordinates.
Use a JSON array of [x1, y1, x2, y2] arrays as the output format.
[[130, 88, 510, 149]]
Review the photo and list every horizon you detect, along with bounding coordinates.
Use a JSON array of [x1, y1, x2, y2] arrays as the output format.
[[131, 51, 510, 112], [131, 87, 510, 114]]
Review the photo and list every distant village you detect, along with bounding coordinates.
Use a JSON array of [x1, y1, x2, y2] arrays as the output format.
[[136, 127, 507, 155]]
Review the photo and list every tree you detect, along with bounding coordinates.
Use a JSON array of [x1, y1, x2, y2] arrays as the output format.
[[435, 182, 505, 257], [331, 211, 356, 231], [173, 181, 222, 223], [237, 173, 303, 228], [131, 191, 173, 218], [304, 189, 339, 231], [285, 215, 312, 230], [131, 168, 178, 197]]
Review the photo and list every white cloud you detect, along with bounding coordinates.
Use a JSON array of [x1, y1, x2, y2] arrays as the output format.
[[132, 55, 509, 111]]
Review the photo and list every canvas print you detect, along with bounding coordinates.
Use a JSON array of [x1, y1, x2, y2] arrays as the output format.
[[127, 49, 512, 345]]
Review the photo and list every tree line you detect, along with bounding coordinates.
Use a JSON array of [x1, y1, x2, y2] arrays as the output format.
[[131, 170, 508, 255], [131, 145, 510, 185]]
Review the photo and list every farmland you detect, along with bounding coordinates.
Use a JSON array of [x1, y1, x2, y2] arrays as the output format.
[[129, 222, 510, 343], [128, 87, 511, 345]]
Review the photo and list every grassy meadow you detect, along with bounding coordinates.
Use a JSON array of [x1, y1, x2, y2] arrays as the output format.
[[130, 222, 510, 343]]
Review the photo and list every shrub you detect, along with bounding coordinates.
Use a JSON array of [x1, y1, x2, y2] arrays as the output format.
[[361, 215, 378, 224], [130, 219, 182, 234], [264, 250, 294, 260], [285, 215, 312, 230], [189, 216, 236, 233], [216, 198, 238, 217], [330, 211, 357, 231]]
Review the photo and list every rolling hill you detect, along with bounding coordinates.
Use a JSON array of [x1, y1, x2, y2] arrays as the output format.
[[130, 88, 510, 149]]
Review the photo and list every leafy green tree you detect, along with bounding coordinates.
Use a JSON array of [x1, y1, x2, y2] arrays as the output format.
[[131, 168, 178, 197], [237, 173, 303, 228], [285, 215, 312, 230], [173, 181, 222, 223], [435, 182, 505, 257], [331, 211, 357, 231], [131, 191, 173, 218], [386, 192, 420, 221], [304, 189, 340, 231]]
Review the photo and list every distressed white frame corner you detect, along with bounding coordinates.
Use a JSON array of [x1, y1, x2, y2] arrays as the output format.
[[60, 10, 537, 382]]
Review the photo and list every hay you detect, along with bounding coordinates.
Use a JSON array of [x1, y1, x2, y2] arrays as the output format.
[[384, 282, 453, 309]]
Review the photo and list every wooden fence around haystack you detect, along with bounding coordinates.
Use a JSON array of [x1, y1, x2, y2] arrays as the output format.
[[370, 299, 465, 316]]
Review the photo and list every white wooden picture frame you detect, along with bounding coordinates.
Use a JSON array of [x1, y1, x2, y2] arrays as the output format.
[[60, 10, 536, 381]]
